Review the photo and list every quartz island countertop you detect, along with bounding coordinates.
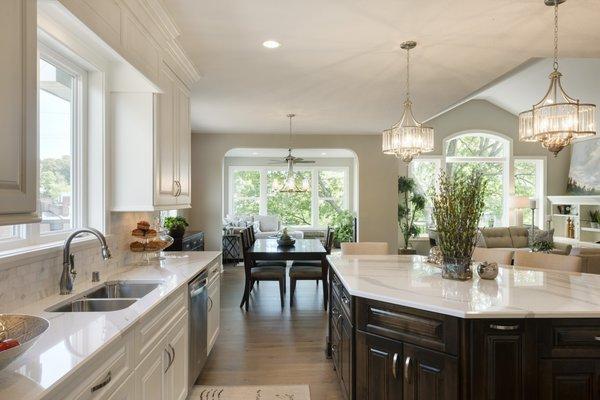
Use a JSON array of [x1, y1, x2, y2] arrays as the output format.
[[327, 254, 600, 319], [0, 251, 221, 400]]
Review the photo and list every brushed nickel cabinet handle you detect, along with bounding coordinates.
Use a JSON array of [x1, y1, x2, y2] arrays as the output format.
[[392, 353, 399, 379], [404, 356, 412, 383], [169, 344, 175, 368], [341, 294, 350, 305], [208, 296, 213, 312], [594, 336, 600, 341], [164, 348, 172, 373], [490, 324, 519, 331], [91, 371, 111, 393]]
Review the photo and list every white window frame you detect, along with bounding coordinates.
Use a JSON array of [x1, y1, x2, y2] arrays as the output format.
[[407, 156, 443, 233], [0, 45, 88, 251], [228, 165, 350, 229], [513, 156, 547, 227]]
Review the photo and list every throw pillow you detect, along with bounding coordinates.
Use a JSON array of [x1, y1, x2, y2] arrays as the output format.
[[252, 220, 261, 233], [533, 228, 554, 244]]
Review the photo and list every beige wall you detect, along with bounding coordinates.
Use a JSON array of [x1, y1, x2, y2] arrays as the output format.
[[189, 133, 398, 252], [399, 99, 570, 197]]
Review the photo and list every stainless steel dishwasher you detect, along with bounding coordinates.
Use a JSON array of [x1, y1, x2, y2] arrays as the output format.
[[188, 271, 208, 388]]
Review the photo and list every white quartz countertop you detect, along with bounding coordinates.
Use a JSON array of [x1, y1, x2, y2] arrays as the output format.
[[0, 251, 221, 400], [327, 254, 600, 319]]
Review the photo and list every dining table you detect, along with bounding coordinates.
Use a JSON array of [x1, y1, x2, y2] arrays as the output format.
[[246, 238, 329, 308]]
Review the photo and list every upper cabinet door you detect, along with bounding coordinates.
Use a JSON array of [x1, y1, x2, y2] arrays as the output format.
[[176, 88, 191, 207], [0, 0, 39, 224], [154, 62, 178, 207]]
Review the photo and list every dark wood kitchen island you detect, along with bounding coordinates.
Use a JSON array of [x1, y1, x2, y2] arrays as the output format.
[[326, 254, 600, 400]]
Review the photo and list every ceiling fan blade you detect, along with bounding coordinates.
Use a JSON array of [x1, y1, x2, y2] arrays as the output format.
[[295, 160, 316, 163], [268, 159, 287, 163]]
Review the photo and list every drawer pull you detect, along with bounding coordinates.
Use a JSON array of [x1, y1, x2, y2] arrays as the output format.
[[594, 336, 600, 341], [164, 347, 172, 373], [490, 324, 519, 331], [91, 371, 111, 393], [341, 294, 350, 305], [392, 353, 399, 379], [208, 296, 214, 312], [404, 356, 412, 383]]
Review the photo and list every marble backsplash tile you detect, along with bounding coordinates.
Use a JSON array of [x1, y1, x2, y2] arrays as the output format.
[[0, 212, 157, 312]]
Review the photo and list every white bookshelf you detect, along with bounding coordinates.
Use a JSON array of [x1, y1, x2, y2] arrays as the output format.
[[548, 196, 600, 248]]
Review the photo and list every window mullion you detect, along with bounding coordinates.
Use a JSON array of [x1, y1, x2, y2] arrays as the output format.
[[311, 169, 318, 227], [259, 168, 267, 215]]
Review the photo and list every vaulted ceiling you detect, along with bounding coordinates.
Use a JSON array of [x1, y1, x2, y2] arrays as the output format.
[[163, 0, 600, 135]]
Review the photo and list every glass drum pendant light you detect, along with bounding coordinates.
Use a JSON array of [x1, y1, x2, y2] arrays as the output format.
[[519, 0, 596, 156], [382, 41, 434, 163]]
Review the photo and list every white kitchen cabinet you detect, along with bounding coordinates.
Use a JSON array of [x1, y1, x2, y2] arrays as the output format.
[[0, 0, 40, 225], [106, 373, 135, 400], [111, 62, 192, 211], [207, 261, 221, 355], [135, 313, 188, 400]]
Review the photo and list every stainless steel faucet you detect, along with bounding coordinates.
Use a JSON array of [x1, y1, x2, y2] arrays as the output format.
[[60, 228, 112, 295]]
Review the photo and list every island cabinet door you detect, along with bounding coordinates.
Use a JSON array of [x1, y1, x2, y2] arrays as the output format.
[[402, 343, 458, 400], [539, 359, 600, 400], [338, 313, 353, 400], [470, 319, 537, 400], [355, 331, 403, 399]]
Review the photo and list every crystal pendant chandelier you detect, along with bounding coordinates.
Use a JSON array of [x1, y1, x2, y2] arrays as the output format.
[[273, 114, 311, 193], [382, 41, 434, 163], [518, 0, 596, 156]]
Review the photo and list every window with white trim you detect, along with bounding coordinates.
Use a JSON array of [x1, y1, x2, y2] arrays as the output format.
[[228, 166, 349, 228], [513, 158, 545, 226], [408, 158, 442, 231], [0, 49, 87, 251]]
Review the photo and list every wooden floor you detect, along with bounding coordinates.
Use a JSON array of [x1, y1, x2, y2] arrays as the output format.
[[196, 263, 343, 400]]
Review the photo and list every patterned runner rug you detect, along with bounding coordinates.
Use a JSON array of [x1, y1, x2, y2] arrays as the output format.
[[190, 385, 311, 400]]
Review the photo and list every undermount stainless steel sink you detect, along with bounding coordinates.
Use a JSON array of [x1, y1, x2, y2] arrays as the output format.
[[46, 281, 162, 312], [47, 299, 137, 312], [84, 281, 160, 299]]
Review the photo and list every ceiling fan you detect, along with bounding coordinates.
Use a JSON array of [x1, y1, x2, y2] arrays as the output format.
[[269, 114, 316, 166], [270, 114, 314, 193]]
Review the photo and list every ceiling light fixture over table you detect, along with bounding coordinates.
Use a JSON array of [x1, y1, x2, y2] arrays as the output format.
[[382, 41, 434, 163], [518, 0, 596, 156], [271, 114, 313, 193]]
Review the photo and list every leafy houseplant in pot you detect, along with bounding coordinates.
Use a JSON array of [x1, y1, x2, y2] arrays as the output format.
[[431, 171, 487, 281], [332, 210, 355, 248], [398, 176, 426, 255], [163, 216, 189, 239]]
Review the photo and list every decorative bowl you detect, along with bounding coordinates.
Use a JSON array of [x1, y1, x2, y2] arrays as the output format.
[[557, 204, 572, 215], [277, 237, 296, 247], [0, 314, 49, 370]]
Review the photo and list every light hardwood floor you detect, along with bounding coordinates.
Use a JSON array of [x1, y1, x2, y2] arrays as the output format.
[[196, 263, 344, 400]]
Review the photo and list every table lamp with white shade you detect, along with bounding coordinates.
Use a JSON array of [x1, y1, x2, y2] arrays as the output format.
[[510, 196, 530, 226]]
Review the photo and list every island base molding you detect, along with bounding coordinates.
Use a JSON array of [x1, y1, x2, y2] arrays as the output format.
[[328, 271, 600, 400]]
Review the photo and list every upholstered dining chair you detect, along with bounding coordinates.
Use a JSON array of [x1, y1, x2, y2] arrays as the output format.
[[514, 251, 583, 273], [239, 227, 286, 310], [472, 247, 514, 266], [341, 242, 389, 255], [288, 228, 334, 308]]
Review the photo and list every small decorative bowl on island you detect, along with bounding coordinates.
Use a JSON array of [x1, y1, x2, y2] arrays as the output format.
[[476, 261, 499, 280]]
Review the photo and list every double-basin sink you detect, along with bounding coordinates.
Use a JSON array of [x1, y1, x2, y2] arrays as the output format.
[[46, 281, 161, 312]]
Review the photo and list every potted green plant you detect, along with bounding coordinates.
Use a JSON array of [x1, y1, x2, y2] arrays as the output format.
[[163, 216, 189, 239], [332, 210, 355, 248], [431, 171, 487, 280], [398, 176, 426, 255]]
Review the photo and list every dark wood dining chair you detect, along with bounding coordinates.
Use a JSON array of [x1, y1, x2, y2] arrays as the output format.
[[239, 227, 286, 310], [288, 227, 334, 309], [248, 225, 287, 269]]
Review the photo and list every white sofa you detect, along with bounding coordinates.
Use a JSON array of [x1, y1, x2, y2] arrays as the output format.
[[252, 215, 304, 239]]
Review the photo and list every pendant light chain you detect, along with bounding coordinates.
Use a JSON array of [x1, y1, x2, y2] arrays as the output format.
[[405, 47, 411, 101], [553, 0, 559, 71]]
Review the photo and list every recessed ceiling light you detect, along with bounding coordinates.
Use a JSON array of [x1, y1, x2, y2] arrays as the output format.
[[252, 152, 259, 155], [262, 40, 281, 49], [321, 152, 327, 156]]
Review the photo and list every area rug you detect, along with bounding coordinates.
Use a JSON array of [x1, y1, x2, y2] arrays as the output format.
[[190, 385, 311, 400]]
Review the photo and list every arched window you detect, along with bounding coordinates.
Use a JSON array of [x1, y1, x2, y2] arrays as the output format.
[[444, 132, 510, 226]]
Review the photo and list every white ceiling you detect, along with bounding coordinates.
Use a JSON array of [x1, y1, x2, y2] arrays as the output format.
[[470, 58, 600, 120], [225, 148, 356, 158], [163, 0, 600, 135]]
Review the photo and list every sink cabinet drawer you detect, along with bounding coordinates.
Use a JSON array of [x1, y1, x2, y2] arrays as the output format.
[[47, 331, 135, 400], [134, 286, 187, 363], [356, 297, 459, 355], [539, 319, 600, 358]]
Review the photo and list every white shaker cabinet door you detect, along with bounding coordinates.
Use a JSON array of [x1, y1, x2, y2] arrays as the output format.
[[176, 88, 191, 207], [134, 340, 168, 400], [0, 0, 39, 224], [164, 315, 189, 400], [207, 276, 220, 355]]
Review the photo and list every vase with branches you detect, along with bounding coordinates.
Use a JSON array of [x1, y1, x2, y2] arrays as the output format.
[[432, 171, 487, 280], [398, 177, 426, 253]]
